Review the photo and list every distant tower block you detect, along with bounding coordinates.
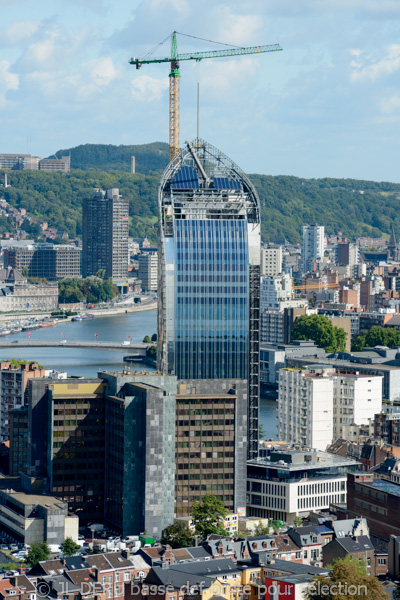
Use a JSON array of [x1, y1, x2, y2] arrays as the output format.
[[131, 156, 135, 174]]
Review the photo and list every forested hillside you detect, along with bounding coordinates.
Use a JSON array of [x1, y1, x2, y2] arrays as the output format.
[[1, 143, 400, 244], [53, 142, 169, 174]]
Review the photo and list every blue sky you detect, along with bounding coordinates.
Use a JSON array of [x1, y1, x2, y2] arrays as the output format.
[[0, 0, 399, 182]]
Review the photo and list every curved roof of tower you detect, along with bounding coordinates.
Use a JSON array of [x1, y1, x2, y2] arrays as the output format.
[[159, 138, 260, 227]]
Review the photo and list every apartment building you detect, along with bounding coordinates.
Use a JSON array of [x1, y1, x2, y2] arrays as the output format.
[[137, 252, 158, 291], [278, 368, 334, 450], [261, 245, 283, 276], [82, 188, 129, 280], [278, 366, 382, 449]]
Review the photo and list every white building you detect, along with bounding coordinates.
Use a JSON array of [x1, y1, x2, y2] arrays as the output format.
[[278, 366, 382, 450], [247, 446, 358, 524], [302, 225, 324, 273], [334, 372, 382, 440], [278, 368, 334, 451], [261, 245, 283, 276], [260, 274, 293, 310]]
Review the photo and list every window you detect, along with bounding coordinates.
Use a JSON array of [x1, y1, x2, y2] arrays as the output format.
[[102, 577, 106, 584], [108, 576, 113, 584], [124, 572, 130, 581], [304, 551, 308, 559], [115, 573, 120, 582], [107, 590, 112, 599]]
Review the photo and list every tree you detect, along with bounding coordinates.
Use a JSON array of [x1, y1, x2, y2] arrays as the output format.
[[253, 523, 269, 536], [21, 266, 29, 278], [291, 314, 347, 352], [304, 555, 389, 600], [60, 537, 80, 556], [96, 269, 106, 280], [192, 494, 228, 541], [293, 516, 303, 527], [151, 333, 157, 342], [26, 542, 51, 567], [86, 544, 103, 555], [143, 335, 151, 343], [161, 522, 195, 549]]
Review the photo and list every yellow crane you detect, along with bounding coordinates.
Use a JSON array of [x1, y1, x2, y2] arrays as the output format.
[[130, 31, 282, 162]]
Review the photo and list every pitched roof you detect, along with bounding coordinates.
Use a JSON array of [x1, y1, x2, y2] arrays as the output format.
[[29, 559, 65, 576], [103, 552, 133, 569], [85, 554, 113, 571], [64, 556, 88, 571], [186, 547, 213, 560], [170, 548, 192, 562], [12, 575, 35, 593], [129, 555, 151, 570], [0, 581, 19, 597], [66, 568, 96, 587], [42, 574, 81, 594], [335, 536, 374, 553], [273, 534, 301, 554]]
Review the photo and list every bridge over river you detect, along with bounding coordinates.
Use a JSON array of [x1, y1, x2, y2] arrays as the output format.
[[0, 340, 155, 357]]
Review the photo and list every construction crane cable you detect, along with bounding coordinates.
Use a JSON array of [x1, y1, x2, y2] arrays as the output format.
[[174, 31, 243, 49], [141, 33, 171, 60]]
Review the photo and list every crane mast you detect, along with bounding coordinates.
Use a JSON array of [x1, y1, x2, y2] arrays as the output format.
[[130, 32, 282, 162]]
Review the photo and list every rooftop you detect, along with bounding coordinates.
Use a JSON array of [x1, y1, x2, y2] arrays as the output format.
[[248, 447, 358, 471]]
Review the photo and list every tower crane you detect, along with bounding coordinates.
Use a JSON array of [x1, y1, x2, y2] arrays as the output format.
[[130, 32, 282, 162]]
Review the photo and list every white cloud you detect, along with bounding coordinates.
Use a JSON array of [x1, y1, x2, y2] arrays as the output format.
[[131, 74, 168, 101], [0, 60, 19, 106], [350, 44, 400, 82], [0, 20, 40, 46], [380, 95, 400, 115], [87, 57, 118, 86]]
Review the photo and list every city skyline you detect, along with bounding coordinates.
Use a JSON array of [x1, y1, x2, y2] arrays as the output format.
[[0, 1, 398, 182]]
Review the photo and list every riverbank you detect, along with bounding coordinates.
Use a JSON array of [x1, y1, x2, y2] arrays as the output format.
[[0, 300, 158, 326]]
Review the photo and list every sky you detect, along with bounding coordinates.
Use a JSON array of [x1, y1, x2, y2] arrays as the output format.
[[0, 0, 399, 182]]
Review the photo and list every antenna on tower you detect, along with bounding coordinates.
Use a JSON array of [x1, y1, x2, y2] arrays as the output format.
[[197, 83, 200, 141]]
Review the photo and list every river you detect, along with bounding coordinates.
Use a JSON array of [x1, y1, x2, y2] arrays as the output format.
[[0, 308, 278, 440]]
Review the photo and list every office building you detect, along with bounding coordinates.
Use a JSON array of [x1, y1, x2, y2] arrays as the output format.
[[158, 139, 261, 458], [82, 188, 129, 280], [100, 370, 177, 538], [138, 252, 158, 291], [247, 445, 358, 524], [0, 362, 45, 442], [261, 244, 283, 276], [0, 474, 78, 545], [27, 378, 107, 523], [302, 224, 324, 273], [174, 379, 247, 518], [0, 154, 70, 173], [14, 369, 247, 537], [4, 244, 81, 280]]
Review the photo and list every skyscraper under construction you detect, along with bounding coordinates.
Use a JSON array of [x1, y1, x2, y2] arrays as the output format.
[[158, 139, 261, 458]]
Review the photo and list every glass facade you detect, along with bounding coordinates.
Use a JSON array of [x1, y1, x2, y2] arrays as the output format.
[[174, 219, 249, 380], [158, 139, 261, 458]]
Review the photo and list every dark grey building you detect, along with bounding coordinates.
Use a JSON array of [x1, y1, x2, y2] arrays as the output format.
[[82, 188, 129, 280]]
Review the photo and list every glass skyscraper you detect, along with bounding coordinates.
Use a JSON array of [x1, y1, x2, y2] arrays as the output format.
[[158, 139, 261, 458]]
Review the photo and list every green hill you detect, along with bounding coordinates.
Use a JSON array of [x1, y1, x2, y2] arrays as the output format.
[[53, 142, 169, 174], [1, 143, 400, 245]]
